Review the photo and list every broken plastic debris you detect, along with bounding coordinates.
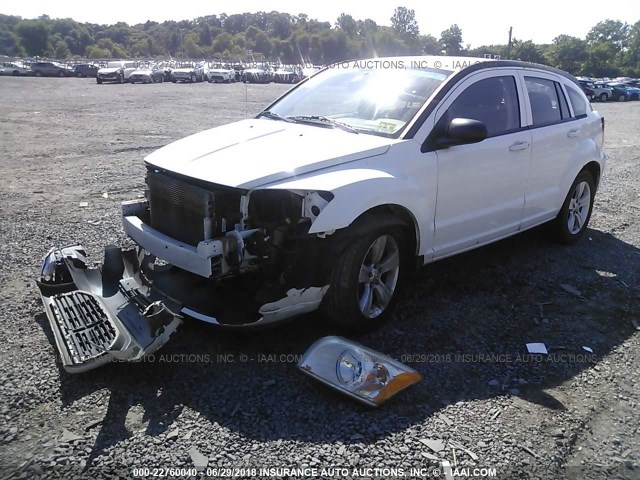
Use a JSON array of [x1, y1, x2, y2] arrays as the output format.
[[78, 202, 89, 207], [559, 284, 582, 296], [526, 343, 548, 354], [102, 192, 109, 198], [582, 346, 594, 353]]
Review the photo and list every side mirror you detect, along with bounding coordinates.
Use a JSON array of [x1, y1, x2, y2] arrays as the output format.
[[424, 117, 488, 152]]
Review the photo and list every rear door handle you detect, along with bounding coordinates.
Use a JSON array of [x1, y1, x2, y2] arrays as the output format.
[[567, 129, 581, 138], [509, 141, 530, 151]]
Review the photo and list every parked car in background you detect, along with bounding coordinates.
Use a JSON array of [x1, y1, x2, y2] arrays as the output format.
[[578, 80, 612, 101], [0, 62, 30, 76], [96, 61, 137, 84], [30, 61, 73, 77], [171, 62, 205, 83], [37, 56, 607, 371], [207, 63, 235, 83], [242, 62, 272, 83], [609, 83, 640, 100], [233, 63, 244, 82], [73, 63, 99, 78], [597, 82, 629, 102], [273, 65, 302, 84], [129, 64, 165, 84]]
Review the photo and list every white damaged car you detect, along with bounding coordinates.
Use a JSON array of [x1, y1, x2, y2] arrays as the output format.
[[207, 63, 235, 83], [38, 56, 606, 372], [96, 60, 137, 84]]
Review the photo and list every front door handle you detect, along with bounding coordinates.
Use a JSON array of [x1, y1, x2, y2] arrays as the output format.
[[567, 129, 581, 138], [509, 141, 530, 151]]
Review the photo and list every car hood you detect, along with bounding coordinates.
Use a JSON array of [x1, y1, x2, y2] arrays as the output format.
[[131, 69, 153, 75], [144, 119, 394, 189], [173, 68, 195, 73], [98, 67, 122, 74]]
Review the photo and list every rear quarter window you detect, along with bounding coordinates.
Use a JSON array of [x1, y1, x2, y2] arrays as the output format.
[[565, 85, 589, 117]]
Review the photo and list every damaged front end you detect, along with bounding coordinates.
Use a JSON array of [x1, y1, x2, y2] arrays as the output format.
[[37, 168, 335, 372], [37, 245, 182, 373], [117, 167, 333, 327]]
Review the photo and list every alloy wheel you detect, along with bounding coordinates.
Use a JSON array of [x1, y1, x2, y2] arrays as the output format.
[[567, 181, 591, 235], [357, 235, 400, 319]]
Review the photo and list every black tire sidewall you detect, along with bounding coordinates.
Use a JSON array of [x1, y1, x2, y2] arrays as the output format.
[[323, 226, 406, 332], [554, 171, 596, 244]]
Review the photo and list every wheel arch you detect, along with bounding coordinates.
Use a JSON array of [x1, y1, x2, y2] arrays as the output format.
[[324, 204, 420, 263], [582, 160, 601, 189]]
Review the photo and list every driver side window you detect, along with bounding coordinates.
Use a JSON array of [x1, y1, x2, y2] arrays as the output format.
[[446, 76, 521, 137]]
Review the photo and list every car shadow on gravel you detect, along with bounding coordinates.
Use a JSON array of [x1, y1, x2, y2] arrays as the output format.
[[35, 225, 639, 466]]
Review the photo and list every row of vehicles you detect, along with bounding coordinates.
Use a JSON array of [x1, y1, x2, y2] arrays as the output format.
[[577, 77, 640, 102], [100, 61, 322, 85], [0, 59, 323, 84]]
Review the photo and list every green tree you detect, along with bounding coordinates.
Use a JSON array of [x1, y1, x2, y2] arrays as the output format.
[[336, 13, 357, 38], [52, 36, 71, 58], [510, 39, 546, 63], [422, 34, 440, 55], [546, 35, 587, 74], [212, 32, 233, 54], [586, 19, 629, 52], [440, 24, 464, 55], [390, 7, 419, 40], [184, 32, 201, 58], [15, 19, 49, 56]]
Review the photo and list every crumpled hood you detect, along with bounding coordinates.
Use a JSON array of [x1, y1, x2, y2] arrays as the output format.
[[144, 119, 393, 189]]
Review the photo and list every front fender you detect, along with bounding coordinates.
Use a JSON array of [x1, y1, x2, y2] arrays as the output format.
[[265, 167, 436, 259]]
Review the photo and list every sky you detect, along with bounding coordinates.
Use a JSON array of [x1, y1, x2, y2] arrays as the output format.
[[2, 0, 638, 47]]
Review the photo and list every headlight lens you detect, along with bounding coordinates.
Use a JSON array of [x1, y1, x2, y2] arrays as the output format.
[[298, 336, 422, 407]]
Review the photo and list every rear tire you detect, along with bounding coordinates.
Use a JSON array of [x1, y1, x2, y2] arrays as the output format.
[[599, 92, 608, 102], [323, 227, 405, 332], [551, 171, 595, 245]]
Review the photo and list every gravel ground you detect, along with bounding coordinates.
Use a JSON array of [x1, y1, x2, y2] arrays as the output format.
[[0, 77, 638, 480]]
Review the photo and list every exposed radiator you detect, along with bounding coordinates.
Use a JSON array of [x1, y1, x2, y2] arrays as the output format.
[[146, 170, 213, 246]]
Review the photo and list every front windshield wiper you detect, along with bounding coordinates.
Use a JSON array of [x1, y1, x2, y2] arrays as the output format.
[[286, 115, 359, 134], [257, 111, 294, 123]]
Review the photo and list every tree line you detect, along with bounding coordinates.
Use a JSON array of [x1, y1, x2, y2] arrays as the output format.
[[0, 8, 638, 77]]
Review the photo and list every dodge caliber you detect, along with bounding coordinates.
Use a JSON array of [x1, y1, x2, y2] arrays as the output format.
[[38, 56, 606, 372]]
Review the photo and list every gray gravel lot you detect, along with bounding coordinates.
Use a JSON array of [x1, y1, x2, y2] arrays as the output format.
[[0, 77, 639, 479]]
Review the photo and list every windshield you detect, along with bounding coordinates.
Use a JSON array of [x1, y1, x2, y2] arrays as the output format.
[[264, 65, 451, 138]]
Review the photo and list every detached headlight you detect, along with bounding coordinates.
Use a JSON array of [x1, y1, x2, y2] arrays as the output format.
[[298, 336, 422, 407]]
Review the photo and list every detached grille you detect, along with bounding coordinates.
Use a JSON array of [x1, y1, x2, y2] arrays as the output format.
[[50, 291, 116, 365], [147, 170, 213, 246]]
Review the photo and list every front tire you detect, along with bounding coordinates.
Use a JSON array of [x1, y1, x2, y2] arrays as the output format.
[[599, 92, 608, 102], [323, 228, 404, 331], [551, 171, 595, 245]]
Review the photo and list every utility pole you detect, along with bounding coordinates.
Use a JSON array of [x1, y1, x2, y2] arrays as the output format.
[[507, 27, 513, 58]]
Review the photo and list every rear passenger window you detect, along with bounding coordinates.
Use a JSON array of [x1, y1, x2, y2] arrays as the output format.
[[525, 77, 564, 126], [446, 76, 520, 137], [565, 85, 588, 117]]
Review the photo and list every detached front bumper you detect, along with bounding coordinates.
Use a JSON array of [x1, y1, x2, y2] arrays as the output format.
[[37, 245, 182, 373]]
